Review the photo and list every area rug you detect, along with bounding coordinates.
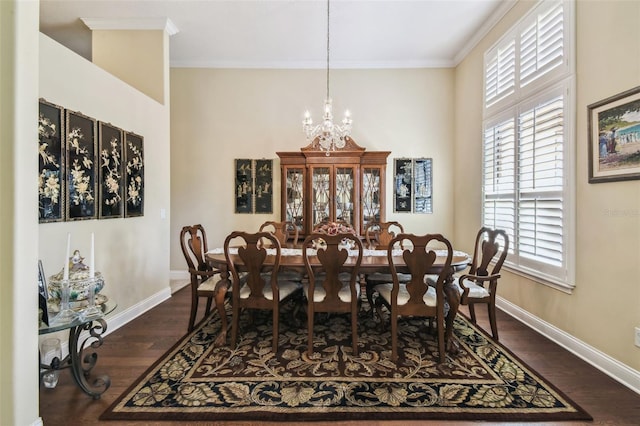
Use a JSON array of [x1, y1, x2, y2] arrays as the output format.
[[101, 300, 592, 422]]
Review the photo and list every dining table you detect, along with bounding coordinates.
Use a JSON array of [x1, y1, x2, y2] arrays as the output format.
[[205, 246, 470, 355]]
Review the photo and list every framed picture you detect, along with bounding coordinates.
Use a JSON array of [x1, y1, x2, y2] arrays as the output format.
[[98, 122, 124, 218], [38, 99, 65, 223], [413, 158, 433, 214], [65, 109, 97, 220], [235, 159, 253, 214], [254, 159, 273, 214], [588, 86, 640, 183], [38, 260, 49, 326], [124, 131, 144, 217], [393, 158, 412, 212]]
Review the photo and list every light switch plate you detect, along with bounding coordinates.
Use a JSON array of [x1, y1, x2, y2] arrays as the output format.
[[635, 327, 640, 348]]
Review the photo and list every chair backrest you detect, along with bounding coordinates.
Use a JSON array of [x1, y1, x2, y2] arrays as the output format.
[[180, 224, 211, 276], [364, 221, 404, 249], [259, 221, 299, 246], [302, 232, 363, 308], [469, 227, 509, 277], [224, 231, 281, 302], [387, 233, 453, 312]]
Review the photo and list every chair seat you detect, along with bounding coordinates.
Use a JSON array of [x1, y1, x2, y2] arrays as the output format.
[[239, 279, 301, 301], [303, 280, 361, 303], [374, 282, 437, 307], [197, 276, 222, 292], [261, 270, 304, 282], [426, 275, 491, 299], [366, 272, 411, 283], [453, 277, 490, 298]]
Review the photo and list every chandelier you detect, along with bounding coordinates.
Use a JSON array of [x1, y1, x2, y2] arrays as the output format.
[[302, 0, 352, 156]]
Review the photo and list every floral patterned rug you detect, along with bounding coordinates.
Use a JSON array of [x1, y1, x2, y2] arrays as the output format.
[[101, 300, 591, 422]]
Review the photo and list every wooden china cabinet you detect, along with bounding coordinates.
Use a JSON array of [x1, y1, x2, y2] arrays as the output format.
[[277, 137, 390, 237]]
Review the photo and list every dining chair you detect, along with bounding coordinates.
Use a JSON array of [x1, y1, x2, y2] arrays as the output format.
[[373, 233, 453, 363], [455, 227, 509, 339], [224, 231, 303, 352], [259, 220, 299, 246], [302, 232, 363, 356], [363, 221, 410, 316], [258, 220, 304, 282], [180, 224, 223, 332]]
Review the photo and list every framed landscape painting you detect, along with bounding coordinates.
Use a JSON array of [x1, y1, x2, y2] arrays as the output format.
[[38, 99, 65, 223], [124, 131, 144, 217], [65, 109, 97, 220], [98, 122, 124, 218], [588, 86, 640, 183]]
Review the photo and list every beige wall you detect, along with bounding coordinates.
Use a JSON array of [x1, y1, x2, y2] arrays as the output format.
[[92, 30, 167, 104], [38, 33, 172, 343], [454, 0, 640, 371], [170, 67, 456, 271]]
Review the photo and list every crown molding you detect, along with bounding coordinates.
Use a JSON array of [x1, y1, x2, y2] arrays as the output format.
[[453, 0, 517, 66], [81, 17, 179, 36]]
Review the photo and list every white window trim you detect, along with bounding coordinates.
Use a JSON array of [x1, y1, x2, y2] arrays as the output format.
[[482, 0, 575, 292]]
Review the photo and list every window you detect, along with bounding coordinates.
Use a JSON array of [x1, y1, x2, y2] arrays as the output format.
[[482, 0, 575, 291]]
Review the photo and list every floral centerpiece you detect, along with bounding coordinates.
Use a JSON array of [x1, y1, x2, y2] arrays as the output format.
[[315, 221, 356, 236]]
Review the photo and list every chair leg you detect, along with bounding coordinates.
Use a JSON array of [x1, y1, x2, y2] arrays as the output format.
[[351, 311, 358, 356], [365, 280, 376, 318], [272, 306, 279, 352], [391, 313, 398, 362], [231, 302, 240, 348], [204, 296, 213, 315], [488, 303, 499, 340], [307, 311, 314, 357], [468, 303, 477, 324], [188, 291, 199, 332], [437, 317, 446, 363]]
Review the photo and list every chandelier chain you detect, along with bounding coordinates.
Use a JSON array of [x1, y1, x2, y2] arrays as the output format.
[[326, 0, 330, 101], [301, 0, 352, 156]]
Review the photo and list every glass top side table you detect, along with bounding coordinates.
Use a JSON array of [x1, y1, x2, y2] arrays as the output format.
[[39, 299, 117, 399]]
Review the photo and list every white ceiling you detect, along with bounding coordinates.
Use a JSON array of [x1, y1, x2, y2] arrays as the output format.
[[39, 0, 513, 69]]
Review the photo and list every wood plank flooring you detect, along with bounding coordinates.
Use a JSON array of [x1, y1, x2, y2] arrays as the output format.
[[39, 285, 640, 425]]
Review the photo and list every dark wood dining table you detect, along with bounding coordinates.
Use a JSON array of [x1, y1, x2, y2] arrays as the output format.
[[205, 247, 470, 354]]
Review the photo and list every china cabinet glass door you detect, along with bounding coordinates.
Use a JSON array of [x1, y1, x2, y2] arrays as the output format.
[[311, 167, 331, 226], [284, 167, 305, 232], [362, 166, 382, 232], [310, 165, 356, 229], [335, 167, 355, 226]]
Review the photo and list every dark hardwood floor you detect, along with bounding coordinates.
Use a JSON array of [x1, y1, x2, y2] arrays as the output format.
[[39, 285, 640, 425]]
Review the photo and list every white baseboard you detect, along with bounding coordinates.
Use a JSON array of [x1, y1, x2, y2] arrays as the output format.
[[57, 287, 172, 359], [497, 296, 640, 396]]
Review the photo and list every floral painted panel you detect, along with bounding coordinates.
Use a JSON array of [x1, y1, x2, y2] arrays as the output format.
[[235, 159, 253, 214], [38, 99, 65, 223], [393, 158, 413, 213], [254, 159, 273, 214], [98, 122, 123, 218], [124, 132, 144, 217], [65, 110, 97, 220]]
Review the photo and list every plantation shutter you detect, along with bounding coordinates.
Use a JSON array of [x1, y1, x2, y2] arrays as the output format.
[[518, 95, 564, 268], [482, 0, 573, 289]]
